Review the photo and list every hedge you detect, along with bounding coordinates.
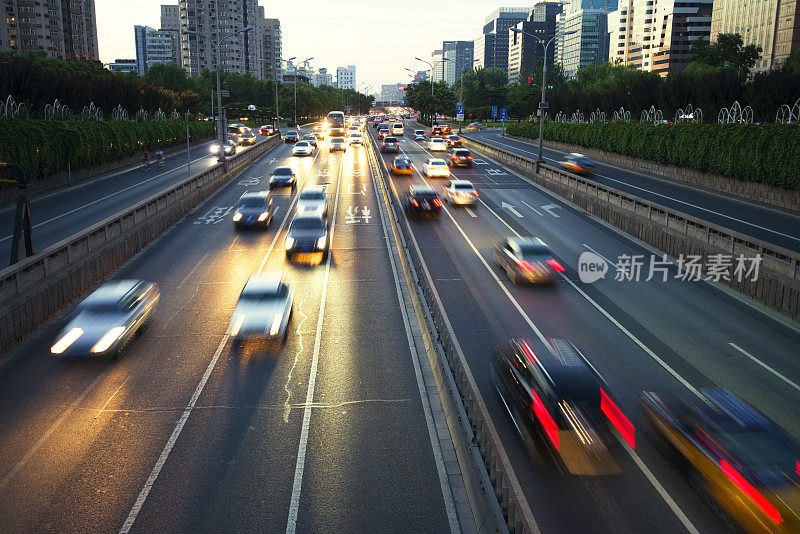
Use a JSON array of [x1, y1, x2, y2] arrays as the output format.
[[0, 119, 215, 182], [506, 122, 800, 189]]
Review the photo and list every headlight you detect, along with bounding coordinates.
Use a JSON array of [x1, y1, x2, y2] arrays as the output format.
[[317, 236, 327, 249], [230, 314, 245, 336], [51, 327, 84, 354], [269, 312, 283, 336], [211, 144, 220, 153], [269, 176, 274, 182], [297, 204, 306, 213], [315, 206, 324, 215], [91, 326, 125, 353], [233, 212, 242, 221], [258, 212, 269, 221], [285, 236, 295, 249]]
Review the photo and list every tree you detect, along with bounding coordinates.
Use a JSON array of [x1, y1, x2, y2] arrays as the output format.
[[784, 47, 800, 75], [142, 63, 193, 92], [688, 33, 761, 76]]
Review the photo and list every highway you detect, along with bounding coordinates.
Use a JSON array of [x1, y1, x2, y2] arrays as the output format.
[[0, 128, 462, 532], [369, 121, 800, 533], [465, 129, 800, 253]]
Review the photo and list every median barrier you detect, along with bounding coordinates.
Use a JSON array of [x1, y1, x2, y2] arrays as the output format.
[[0, 135, 281, 356]]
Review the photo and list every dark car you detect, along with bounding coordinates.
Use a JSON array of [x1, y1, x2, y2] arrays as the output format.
[[285, 214, 329, 261], [641, 389, 800, 532], [445, 135, 462, 148], [431, 125, 446, 138], [494, 338, 631, 475], [269, 166, 297, 189], [405, 185, 441, 219], [494, 237, 564, 284], [392, 155, 413, 175], [233, 191, 273, 229], [284, 130, 299, 143], [381, 136, 400, 153], [447, 148, 473, 168], [558, 153, 596, 175]]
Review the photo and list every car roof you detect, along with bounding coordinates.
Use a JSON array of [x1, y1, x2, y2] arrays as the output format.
[[83, 280, 141, 305], [410, 185, 435, 194], [431, 137, 445, 141], [300, 185, 325, 194], [240, 191, 269, 200], [429, 158, 446, 164], [242, 272, 285, 295], [292, 213, 325, 223], [507, 236, 549, 249], [385, 136, 397, 141], [295, 141, 308, 145], [449, 179, 472, 185]]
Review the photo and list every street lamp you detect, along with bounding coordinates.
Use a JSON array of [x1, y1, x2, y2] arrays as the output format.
[[511, 27, 577, 171], [185, 25, 252, 164], [292, 57, 313, 125], [458, 59, 480, 133]]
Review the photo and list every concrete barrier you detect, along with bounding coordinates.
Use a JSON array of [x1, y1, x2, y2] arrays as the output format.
[[0, 135, 281, 356], [462, 136, 800, 319]]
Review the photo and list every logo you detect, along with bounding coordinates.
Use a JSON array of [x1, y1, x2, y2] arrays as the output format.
[[578, 252, 608, 283]]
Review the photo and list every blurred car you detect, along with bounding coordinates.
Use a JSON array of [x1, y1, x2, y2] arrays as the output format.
[[211, 140, 236, 156], [259, 125, 275, 135], [405, 185, 441, 219], [378, 128, 390, 140], [392, 156, 413, 175], [392, 123, 404, 136], [372, 118, 382, 128], [423, 158, 450, 178], [494, 237, 564, 284], [413, 130, 426, 140], [381, 136, 400, 153], [429, 138, 447, 152], [559, 153, 596, 175], [233, 191, 273, 229], [329, 136, 347, 152], [431, 125, 446, 138], [349, 133, 363, 146], [641, 388, 800, 533], [292, 141, 313, 156], [445, 135, 462, 148], [313, 125, 325, 139], [447, 148, 473, 168], [50, 280, 160, 358], [465, 122, 484, 131], [239, 130, 257, 146], [269, 166, 297, 189], [285, 214, 329, 261], [229, 272, 293, 345], [296, 186, 328, 217], [494, 338, 628, 475], [442, 179, 477, 205], [284, 131, 299, 143], [301, 134, 318, 149]]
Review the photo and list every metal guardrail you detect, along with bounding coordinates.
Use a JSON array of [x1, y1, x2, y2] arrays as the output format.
[[365, 132, 537, 533]]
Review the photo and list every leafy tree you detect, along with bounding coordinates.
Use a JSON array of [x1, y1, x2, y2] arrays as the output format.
[[688, 33, 762, 76]]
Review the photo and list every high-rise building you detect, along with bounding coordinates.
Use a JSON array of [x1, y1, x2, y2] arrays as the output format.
[[443, 40, 475, 86], [608, 0, 712, 76], [414, 70, 429, 81], [381, 83, 405, 102], [479, 7, 531, 74], [0, 0, 99, 60], [431, 49, 444, 81], [258, 16, 281, 81], [556, 0, 616, 78], [336, 65, 356, 89], [312, 67, 333, 87], [507, 2, 563, 84], [135, 25, 179, 75], [107, 59, 138, 73], [710, 0, 800, 72], [161, 4, 180, 31]]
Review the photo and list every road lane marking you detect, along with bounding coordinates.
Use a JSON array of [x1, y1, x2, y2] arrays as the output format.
[[582, 244, 615, 266], [465, 207, 477, 218], [501, 201, 523, 218], [729, 343, 800, 393], [284, 287, 310, 423], [520, 200, 542, 215]]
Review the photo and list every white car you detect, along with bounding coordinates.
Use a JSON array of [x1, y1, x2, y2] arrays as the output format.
[[292, 141, 313, 156], [423, 158, 450, 178], [296, 186, 328, 217], [329, 137, 347, 151], [443, 180, 478, 206], [429, 138, 447, 151], [392, 123, 404, 136], [349, 133, 363, 146], [229, 272, 293, 345]]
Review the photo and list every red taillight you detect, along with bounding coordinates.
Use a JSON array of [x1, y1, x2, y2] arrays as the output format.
[[472, 191, 479, 197], [721, 460, 782, 524], [516, 259, 534, 272], [432, 199, 441, 207], [411, 199, 419, 207], [600, 389, 635, 449], [467, 155, 473, 159], [520, 340, 537, 364], [531, 388, 559, 450], [545, 259, 565, 272]]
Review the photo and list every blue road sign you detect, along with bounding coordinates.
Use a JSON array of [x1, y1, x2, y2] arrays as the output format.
[[457, 103, 464, 114], [492, 106, 498, 118], [500, 108, 507, 122]]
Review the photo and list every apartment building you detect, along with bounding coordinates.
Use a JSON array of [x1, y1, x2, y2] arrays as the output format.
[[507, 1, 563, 84], [555, 0, 616, 78]]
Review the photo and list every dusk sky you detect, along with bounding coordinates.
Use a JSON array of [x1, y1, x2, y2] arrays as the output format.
[[95, 0, 535, 93]]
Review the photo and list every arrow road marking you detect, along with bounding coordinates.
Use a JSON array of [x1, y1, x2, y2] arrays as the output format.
[[501, 202, 523, 218], [541, 203, 561, 217]]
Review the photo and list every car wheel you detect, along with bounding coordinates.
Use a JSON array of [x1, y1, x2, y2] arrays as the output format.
[[322, 250, 329, 261]]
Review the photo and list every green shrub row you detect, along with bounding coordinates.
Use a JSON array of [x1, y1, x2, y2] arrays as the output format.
[[0, 119, 215, 182], [506, 122, 800, 189]]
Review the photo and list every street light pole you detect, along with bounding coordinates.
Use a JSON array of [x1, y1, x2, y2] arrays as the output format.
[[260, 56, 294, 132], [185, 25, 252, 164], [293, 56, 314, 126]]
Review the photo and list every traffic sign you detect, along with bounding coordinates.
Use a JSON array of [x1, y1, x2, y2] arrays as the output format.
[[456, 103, 464, 114], [220, 90, 230, 97], [456, 113, 464, 121], [539, 102, 549, 109], [491, 106, 498, 118], [500, 108, 507, 123]]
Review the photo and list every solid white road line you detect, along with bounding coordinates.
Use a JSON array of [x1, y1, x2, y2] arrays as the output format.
[[520, 200, 542, 216], [729, 342, 800, 393]]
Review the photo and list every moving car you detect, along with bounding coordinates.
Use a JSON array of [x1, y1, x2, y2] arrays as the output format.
[[292, 141, 313, 156], [259, 125, 275, 135], [641, 388, 800, 533], [392, 156, 413, 175], [296, 186, 328, 217], [494, 338, 629, 475], [284, 131, 299, 143], [392, 123, 404, 136], [447, 148, 473, 168], [559, 153, 596, 175], [229, 272, 293, 345], [239, 129, 257, 146], [431, 125, 446, 137], [494, 237, 564, 284], [301, 134, 318, 149], [50, 280, 160, 358], [378, 128, 390, 140], [313, 125, 325, 139], [405, 185, 441, 219], [285, 214, 329, 261], [211, 140, 236, 156], [233, 191, 273, 229], [442, 179, 477, 205], [381, 136, 400, 153], [445, 135, 462, 148], [413, 130, 426, 140], [465, 122, 484, 131], [269, 166, 297, 189], [423, 158, 450, 178], [429, 138, 447, 152], [329, 136, 347, 152], [349, 132, 363, 146]]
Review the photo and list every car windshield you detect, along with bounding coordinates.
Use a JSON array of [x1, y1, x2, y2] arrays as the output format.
[[239, 198, 266, 208], [432, 139, 444, 143], [454, 150, 470, 156], [295, 142, 308, 147], [241, 285, 288, 301], [415, 131, 424, 134], [273, 168, 292, 176], [332, 137, 345, 142], [300, 191, 325, 200], [292, 218, 324, 231], [430, 160, 446, 166], [303, 136, 315, 140], [414, 192, 437, 201], [574, 157, 593, 166], [454, 184, 474, 190], [385, 138, 397, 142]]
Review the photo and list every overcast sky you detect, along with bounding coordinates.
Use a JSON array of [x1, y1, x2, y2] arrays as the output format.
[[96, 0, 535, 93]]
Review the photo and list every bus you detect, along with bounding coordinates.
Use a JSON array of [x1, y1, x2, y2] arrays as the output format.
[[326, 111, 346, 137]]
